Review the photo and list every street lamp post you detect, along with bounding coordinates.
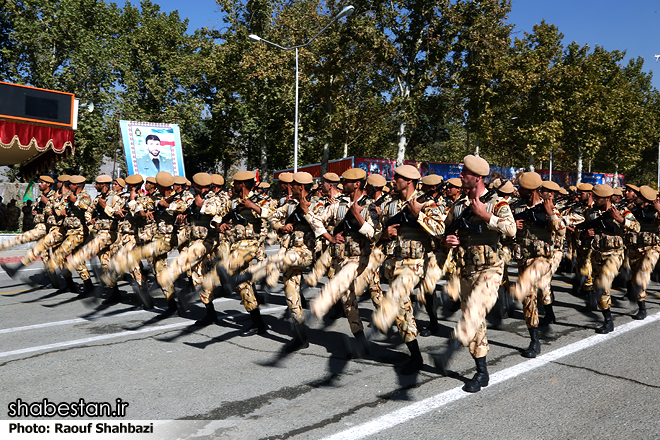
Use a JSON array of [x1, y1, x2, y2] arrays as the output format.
[[249, 5, 354, 172]]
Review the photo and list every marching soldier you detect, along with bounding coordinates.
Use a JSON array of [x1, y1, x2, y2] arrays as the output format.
[[625, 185, 659, 320], [307, 168, 377, 351], [372, 165, 445, 374], [278, 172, 294, 207], [578, 184, 639, 333], [433, 155, 516, 392], [509, 173, 565, 358], [570, 183, 595, 302]]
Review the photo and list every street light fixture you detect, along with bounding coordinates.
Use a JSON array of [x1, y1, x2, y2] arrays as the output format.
[[248, 5, 355, 172]]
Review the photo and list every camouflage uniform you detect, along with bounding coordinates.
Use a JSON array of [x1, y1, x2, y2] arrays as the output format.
[[445, 190, 516, 358], [308, 193, 379, 334], [625, 203, 659, 318], [20, 191, 67, 266]]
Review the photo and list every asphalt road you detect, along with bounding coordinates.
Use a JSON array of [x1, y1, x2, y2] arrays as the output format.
[[1, 249, 659, 440]]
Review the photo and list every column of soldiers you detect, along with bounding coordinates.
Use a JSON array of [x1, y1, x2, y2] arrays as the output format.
[[3, 161, 660, 394]]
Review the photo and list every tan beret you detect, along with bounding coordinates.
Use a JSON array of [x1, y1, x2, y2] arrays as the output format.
[[233, 171, 256, 181], [612, 187, 623, 197], [366, 174, 387, 187], [639, 185, 657, 202], [323, 172, 340, 183], [625, 183, 639, 192], [193, 172, 212, 187], [569, 185, 577, 192], [463, 155, 489, 177], [497, 181, 515, 194], [258, 181, 271, 189], [311, 183, 319, 190], [394, 165, 421, 180], [383, 186, 391, 193], [186, 180, 191, 186], [576, 183, 593, 192], [337, 183, 344, 190], [95, 174, 112, 184], [173, 175, 187, 185], [559, 187, 568, 195], [115, 177, 126, 188], [279, 172, 293, 183], [211, 174, 225, 186], [342, 168, 367, 180], [145, 176, 157, 185], [58, 174, 70, 183], [518, 172, 542, 190], [293, 172, 313, 185], [592, 184, 614, 198], [421, 174, 443, 186], [540, 180, 561, 192], [39, 175, 54, 184], [125, 174, 143, 185], [491, 178, 502, 187], [446, 177, 462, 188], [156, 171, 174, 187], [69, 175, 86, 184]]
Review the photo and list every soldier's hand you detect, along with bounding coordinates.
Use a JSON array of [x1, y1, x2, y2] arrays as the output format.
[[516, 219, 524, 230], [176, 214, 187, 224], [329, 231, 345, 244], [145, 211, 154, 221], [470, 197, 488, 218], [218, 223, 231, 233], [383, 224, 399, 239], [581, 228, 595, 238], [443, 234, 460, 248], [407, 197, 423, 218], [195, 194, 204, 207], [40, 194, 49, 204], [608, 206, 624, 224], [654, 197, 660, 213], [299, 196, 311, 213], [543, 198, 555, 216], [281, 224, 294, 234]]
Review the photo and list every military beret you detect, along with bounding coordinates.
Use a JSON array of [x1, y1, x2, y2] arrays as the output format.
[[193, 172, 212, 187], [115, 177, 126, 188], [639, 185, 657, 202], [497, 181, 515, 194], [463, 155, 489, 177], [145, 176, 157, 185], [186, 180, 191, 186], [625, 183, 639, 192], [540, 180, 561, 192], [69, 175, 86, 184], [323, 172, 340, 183], [156, 171, 174, 187], [125, 174, 143, 185], [58, 174, 70, 183], [518, 172, 542, 190], [559, 187, 568, 195], [491, 178, 502, 188], [592, 184, 614, 198], [234, 171, 256, 181], [568, 185, 577, 192], [311, 183, 319, 190], [337, 183, 344, 190], [258, 181, 271, 189], [95, 175, 112, 184], [576, 183, 593, 192], [383, 186, 391, 193], [293, 172, 313, 185], [394, 165, 421, 180], [421, 174, 443, 186], [279, 172, 294, 183], [39, 175, 55, 184], [211, 174, 225, 186], [612, 187, 623, 197], [366, 174, 387, 187], [173, 176, 187, 185], [342, 168, 367, 180], [446, 177, 462, 188]]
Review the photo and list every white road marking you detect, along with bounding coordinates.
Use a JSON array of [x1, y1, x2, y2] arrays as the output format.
[[0, 305, 286, 358], [322, 311, 660, 440]]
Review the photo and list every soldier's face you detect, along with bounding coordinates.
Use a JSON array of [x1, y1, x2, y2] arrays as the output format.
[[593, 195, 608, 209], [291, 183, 303, 198], [343, 180, 358, 195], [539, 188, 554, 201], [113, 182, 122, 192], [460, 169, 480, 190]]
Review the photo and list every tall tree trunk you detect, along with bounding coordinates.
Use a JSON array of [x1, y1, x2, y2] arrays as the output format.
[[528, 154, 535, 172], [260, 134, 268, 181], [576, 146, 583, 184], [613, 163, 618, 187], [396, 119, 407, 166]]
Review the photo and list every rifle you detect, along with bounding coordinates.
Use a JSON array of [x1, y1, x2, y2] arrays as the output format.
[[284, 195, 312, 227], [513, 202, 549, 229], [576, 200, 630, 233], [442, 180, 508, 239], [632, 205, 658, 224], [385, 189, 437, 228], [332, 187, 377, 236], [219, 193, 262, 226]]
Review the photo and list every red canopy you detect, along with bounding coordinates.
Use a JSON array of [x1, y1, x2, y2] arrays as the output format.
[[0, 119, 74, 179]]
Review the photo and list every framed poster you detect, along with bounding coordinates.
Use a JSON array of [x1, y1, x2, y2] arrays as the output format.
[[119, 120, 186, 178]]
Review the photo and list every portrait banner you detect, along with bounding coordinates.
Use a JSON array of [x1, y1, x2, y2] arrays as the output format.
[[119, 120, 186, 178]]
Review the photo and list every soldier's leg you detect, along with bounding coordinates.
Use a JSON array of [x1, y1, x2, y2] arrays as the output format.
[[0, 224, 47, 250], [66, 233, 107, 274], [594, 250, 624, 333], [630, 247, 659, 320], [310, 260, 360, 318], [21, 228, 64, 266], [304, 247, 331, 287]]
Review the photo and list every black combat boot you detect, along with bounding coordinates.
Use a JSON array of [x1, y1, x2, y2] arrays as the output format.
[[242, 309, 267, 336], [63, 275, 79, 294], [1, 262, 25, 278], [351, 330, 370, 358], [102, 285, 122, 304], [194, 302, 219, 326], [284, 322, 309, 352], [572, 275, 586, 296], [400, 339, 424, 375], [463, 356, 489, 393], [632, 301, 647, 320], [596, 309, 614, 334], [522, 326, 541, 358], [217, 264, 252, 296], [156, 298, 179, 319], [432, 337, 462, 375], [586, 288, 600, 312], [80, 279, 95, 297], [539, 303, 556, 326], [420, 293, 439, 337]]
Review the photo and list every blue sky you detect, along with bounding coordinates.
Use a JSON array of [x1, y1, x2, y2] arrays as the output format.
[[142, 0, 660, 90]]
